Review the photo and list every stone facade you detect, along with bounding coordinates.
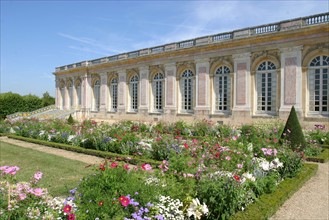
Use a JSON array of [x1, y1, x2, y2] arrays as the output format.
[[54, 13, 329, 128]]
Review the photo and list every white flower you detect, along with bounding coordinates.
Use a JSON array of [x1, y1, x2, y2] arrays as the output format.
[[270, 158, 283, 169], [247, 143, 253, 152], [242, 172, 256, 182], [186, 198, 209, 219], [259, 160, 270, 171], [67, 135, 76, 142]]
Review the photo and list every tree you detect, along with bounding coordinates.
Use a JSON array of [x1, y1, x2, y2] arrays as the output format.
[[41, 92, 55, 107], [23, 94, 42, 111], [0, 92, 25, 119], [280, 106, 307, 151]]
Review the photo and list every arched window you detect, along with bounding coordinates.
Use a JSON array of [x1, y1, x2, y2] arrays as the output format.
[[180, 70, 194, 112], [153, 73, 164, 112], [93, 80, 100, 111], [130, 75, 139, 112], [76, 81, 81, 106], [256, 61, 277, 114], [214, 66, 231, 112], [308, 55, 329, 115], [68, 81, 73, 108], [110, 78, 118, 111]]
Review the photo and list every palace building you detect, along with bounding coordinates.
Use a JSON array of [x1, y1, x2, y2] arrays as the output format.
[[54, 12, 329, 127]]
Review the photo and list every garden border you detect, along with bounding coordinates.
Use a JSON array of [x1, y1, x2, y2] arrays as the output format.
[[6, 134, 161, 166], [230, 163, 318, 220], [306, 148, 329, 163]]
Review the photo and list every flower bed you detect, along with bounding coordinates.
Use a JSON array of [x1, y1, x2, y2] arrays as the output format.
[[0, 118, 328, 219]]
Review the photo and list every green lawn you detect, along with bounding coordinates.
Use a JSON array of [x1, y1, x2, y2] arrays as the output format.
[[0, 141, 96, 196]]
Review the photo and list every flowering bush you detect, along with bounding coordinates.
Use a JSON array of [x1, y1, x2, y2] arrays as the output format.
[[0, 118, 318, 219], [0, 166, 73, 220]]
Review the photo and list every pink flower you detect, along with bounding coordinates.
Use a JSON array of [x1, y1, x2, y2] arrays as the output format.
[[33, 188, 44, 197], [123, 164, 130, 170], [225, 156, 231, 161], [141, 164, 152, 171], [68, 213, 75, 220], [34, 171, 43, 180], [237, 164, 243, 169], [2, 166, 20, 175], [110, 162, 118, 168], [19, 193, 26, 200], [63, 204, 72, 214], [119, 196, 130, 207]]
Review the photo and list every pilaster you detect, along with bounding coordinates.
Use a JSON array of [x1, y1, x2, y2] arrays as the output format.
[[232, 53, 251, 114], [55, 77, 60, 109], [164, 63, 177, 115], [117, 70, 127, 113], [279, 46, 303, 116], [99, 73, 108, 113], [195, 58, 210, 113], [138, 66, 149, 113]]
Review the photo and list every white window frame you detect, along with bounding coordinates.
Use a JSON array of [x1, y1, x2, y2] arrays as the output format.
[[255, 61, 277, 115], [180, 70, 194, 113], [152, 73, 164, 112], [93, 80, 100, 112], [110, 78, 118, 112], [214, 66, 231, 113], [308, 55, 329, 116], [129, 75, 139, 112]]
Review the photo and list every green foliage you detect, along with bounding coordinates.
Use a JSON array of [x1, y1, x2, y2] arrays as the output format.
[[281, 106, 307, 151], [0, 92, 55, 118], [230, 163, 318, 220], [67, 114, 75, 125], [41, 92, 55, 107]]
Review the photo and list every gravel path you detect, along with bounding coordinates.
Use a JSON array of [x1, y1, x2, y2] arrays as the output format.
[[1, 136, 328, 219], [0, 136, 104, 165], [270, 161, 329, 220]]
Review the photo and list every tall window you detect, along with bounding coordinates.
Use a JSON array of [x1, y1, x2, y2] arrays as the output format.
[[68, 81, 73, 108], [309, 55, 329, 115], [110, 78, 118, 111], [76, 81, 81, 106], [153, 73, 164, 112], [256, 61, 277, 114], [93, 80, 100, 111], [130, 75, 139, 112], [214, 66, 231, 112], [180, 70, 194, 112]]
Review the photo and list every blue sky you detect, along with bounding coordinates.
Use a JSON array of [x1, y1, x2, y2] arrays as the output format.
[[1, 1, 328, 97]]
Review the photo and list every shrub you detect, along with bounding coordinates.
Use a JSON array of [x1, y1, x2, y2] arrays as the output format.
[[67, 114, 74, 125], [281, 106, 307, 151]]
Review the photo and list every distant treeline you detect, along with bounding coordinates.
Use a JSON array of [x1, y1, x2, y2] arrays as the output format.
[[0, 92, 55, 119]]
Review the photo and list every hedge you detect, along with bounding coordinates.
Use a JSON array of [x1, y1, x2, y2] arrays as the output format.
[[230, 163, 318, 220]]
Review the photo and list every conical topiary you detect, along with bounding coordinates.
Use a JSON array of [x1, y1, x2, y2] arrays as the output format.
[[67, 114, 74, 125], [280, 106, 307, 151]]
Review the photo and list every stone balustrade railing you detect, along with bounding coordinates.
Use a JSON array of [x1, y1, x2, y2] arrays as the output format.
[[6, 105, 57, 120], [55, 12, 328, 72]]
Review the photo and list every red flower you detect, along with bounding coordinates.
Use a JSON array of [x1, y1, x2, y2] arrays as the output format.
[[110, 162, 118, 168], [183, 143, 189, 149], [123, 164, 130, 170], [119, 196, 130, 207], [215, 152, 220, 158], [98, 200, 104, 206], [68, 213, 75, 220], [63, 204, 72, 214], [99, 164, 105, 171], [233, 175, 240, 182]]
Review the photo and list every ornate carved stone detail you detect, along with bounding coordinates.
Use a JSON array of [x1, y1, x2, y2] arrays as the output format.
[[251, 50, 280, 70], [176, 61, 195, 76], [302, 43, 329, 66], [126, 68, 139, 80], [149, 65, 164, 75], [209, 56, 233, 75]]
